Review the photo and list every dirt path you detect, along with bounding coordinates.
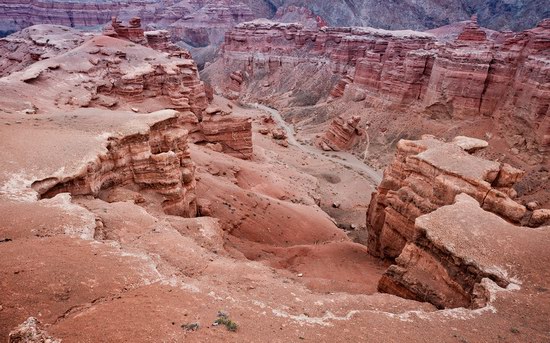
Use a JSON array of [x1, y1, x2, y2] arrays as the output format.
[[251, 103, 383, 184]]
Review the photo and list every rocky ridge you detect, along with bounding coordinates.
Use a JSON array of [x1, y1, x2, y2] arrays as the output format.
[[31, 110, 198, 217], [0, 22, 255, 159]]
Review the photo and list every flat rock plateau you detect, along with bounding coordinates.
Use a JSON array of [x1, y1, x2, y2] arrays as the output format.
[[0, 6, 549, 343]]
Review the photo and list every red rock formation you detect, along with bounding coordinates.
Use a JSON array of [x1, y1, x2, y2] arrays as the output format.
[[456, 15, 487, 41], [104, 16, 147, 45], [0, 0, 136, 32], [366, 136, 550, 309], [214, 20, 438, 106], [0, 31, 254, 161], [105, 16, 193, 59], [319, 115, 361, 151], [329, 74, 353, 99], [32, 110, 198, 217], [57, 35, 207, 115], [378, 194, 527, 309], [199, 113, 253, 159], [223, 20, 436, 68], [208, 20, 437, 106], [0, 24, 89, 77], [209, 19, 549, 153], [424, 18, 550, 126], [365, 136, 538, 259]]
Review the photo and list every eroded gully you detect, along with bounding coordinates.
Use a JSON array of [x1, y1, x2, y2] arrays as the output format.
[[251, 103, 383, 185]]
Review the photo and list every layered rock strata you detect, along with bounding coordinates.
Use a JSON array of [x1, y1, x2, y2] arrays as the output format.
[[456, 15, 487, 41], [319, 115, 362, 151], [365, 136, 542, 260], [32, 110, 197, 217], [0, 27, 254, 162], [200, 112, 253, 159], [0, 32, 207, 110], [210, 18, 549, 151], [177, 107, 253, 159], [104, 16, 147, 44], [423, 19, 550, 123], [378, 194, 525, 309], [222, 20, 435, 69], [0, 0, 145, 33], [368, 136, 550, 309], [0, 0, 547, 35]]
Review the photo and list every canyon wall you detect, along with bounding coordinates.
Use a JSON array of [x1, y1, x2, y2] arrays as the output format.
[[205, 20, 436, 106], [365, 135, 544, 259], [208, 18, 549, 154]]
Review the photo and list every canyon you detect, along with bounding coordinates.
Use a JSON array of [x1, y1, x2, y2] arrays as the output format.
[[0, 6, 549, 343], [1, 0, 548, 70], [204, 15, 549, 206]]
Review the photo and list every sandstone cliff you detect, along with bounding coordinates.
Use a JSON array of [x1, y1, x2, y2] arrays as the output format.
[[366, 136, 550, 309], [365, 135, 546, 259], [378, 193, 546, 309], [204, 18, 549, 190], [212, 18, 548, 131]]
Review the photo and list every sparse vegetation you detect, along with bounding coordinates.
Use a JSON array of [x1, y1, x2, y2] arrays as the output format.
[[181, 323, 200, 332], [214, 312, 238, 332]]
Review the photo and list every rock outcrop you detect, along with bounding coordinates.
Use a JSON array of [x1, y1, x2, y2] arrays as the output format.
[[200, 112, 253, 159], [365, 135, 544, 259], [9, 317, 61, 343], [32, 110, 197, 217], [104, 16, 147, 44], [378, 194, 524, 309], [0, 24, 89, 77], [319, 115, 362, 151], [0, 28, 254, 161], [456, 15, 487, 41], [368, 136, 550, 309], [0, 32, 208, 112]]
